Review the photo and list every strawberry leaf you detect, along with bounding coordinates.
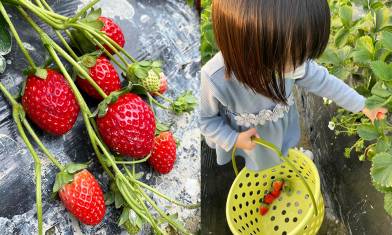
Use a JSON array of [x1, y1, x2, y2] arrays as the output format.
[[171, 91, 197, 114], [104, 191, 115, 205], [371, 152, 392, 188], [85, 8, 102, 22], [0, 15, 11, 56], [366, 95, 389, 109], [53, 171, 73, 193], [352, 36, 375, 64], [115, 190, 125, 209], [64, 163, 88, 174], [340, 5, 353, 27], [370, 61, 392, 81], [118, 207, 130, 226], [381, 31, 392, 51], [34, 68, 48, 80], [384, 192, 392, 216], [357, 124, 379, 141]]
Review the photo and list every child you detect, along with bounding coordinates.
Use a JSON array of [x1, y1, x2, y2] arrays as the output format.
[[200, 0, 387, 171]]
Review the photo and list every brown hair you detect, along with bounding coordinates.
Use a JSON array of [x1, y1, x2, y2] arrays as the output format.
[[212, 0, 331, 103]]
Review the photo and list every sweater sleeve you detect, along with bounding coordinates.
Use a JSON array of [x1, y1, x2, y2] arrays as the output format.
[[295, 60, 366, 113], [199, 70, 239, 152]]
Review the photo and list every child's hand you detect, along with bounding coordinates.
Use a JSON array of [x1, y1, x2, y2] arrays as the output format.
[[235, 128, 259, 151], [362, 107, 388, 122]]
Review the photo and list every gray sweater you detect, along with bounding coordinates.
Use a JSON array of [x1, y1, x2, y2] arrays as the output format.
[[200, 52, 365, 171]]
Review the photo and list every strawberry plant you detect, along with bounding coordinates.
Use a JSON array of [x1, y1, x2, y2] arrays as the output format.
[[201, 0, 217, 64], [0, 0, 199, 234], [319, 0, 392, 217]]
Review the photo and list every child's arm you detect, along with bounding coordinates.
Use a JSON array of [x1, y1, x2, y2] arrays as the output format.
[[199, 70, 239, 152], [296, 60, 365, 113]]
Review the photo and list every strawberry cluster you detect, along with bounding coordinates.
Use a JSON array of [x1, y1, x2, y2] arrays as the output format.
[[259, 179, 285, 216]]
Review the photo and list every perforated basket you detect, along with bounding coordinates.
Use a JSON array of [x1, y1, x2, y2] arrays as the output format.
[[226, 138, 325, 235]]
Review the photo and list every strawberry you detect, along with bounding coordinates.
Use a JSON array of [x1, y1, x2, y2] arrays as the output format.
[[76, 55, 121, 100], [271, 190, 281, 198], [56, 169, 106, 225], [377, 112, 386, 120], [272, 180, 284, 192], [148, 131, 177, 174], [157, 72, 168, 95], [22, 68, 79, 135], [99, 16, 125, 53], [259, 206, 269, 216], [141, 70, 161, 93], [263, 193, 275, 204], [96, 93, 156, 158]]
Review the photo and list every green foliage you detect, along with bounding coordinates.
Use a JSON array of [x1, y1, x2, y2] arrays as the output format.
[[322, 0, 392, 217], [201, 0, 218, 64]]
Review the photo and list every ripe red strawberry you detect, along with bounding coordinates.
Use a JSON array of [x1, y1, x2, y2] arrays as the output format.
[[272, 180, 284, 192], [58, 170, 106, 225], [377, 112, 386, 120], [99, 16, 125, 53], [263, 193, 275, 204], [271, 190, 281, 198], [22, 69, 79, 135], [77, 56, 121, 100], [148, 131, 177, 174], [96, 93, 156, 158], [259, 206, 269, 216]]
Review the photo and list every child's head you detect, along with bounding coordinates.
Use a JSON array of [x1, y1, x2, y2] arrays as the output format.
[[212, 0, 331, 103]]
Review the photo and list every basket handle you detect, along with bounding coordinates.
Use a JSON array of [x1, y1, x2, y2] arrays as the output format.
[[231, 137, 318, 216]]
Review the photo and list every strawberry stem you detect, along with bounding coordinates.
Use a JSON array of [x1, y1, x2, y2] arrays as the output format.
[[68, 0, 100, 23], [0, 82, 43, 235], [0, 2, 36, 69], [115, 154, 151, 165]]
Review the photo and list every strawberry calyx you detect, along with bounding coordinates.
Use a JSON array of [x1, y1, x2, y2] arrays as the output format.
[[118, 207, 144, 235], [126, 60, 162, 93], [23, 67, 48, 80], [92, 85, 133, 118], [52, 163, 88, 194], [78, 51, 102, 70]]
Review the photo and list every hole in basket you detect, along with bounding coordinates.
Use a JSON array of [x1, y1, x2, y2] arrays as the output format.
[[259, 198, 263, 203], [257, 228, 260, 232], [234, 194, 238, 199], [305, 194, 310, 199], [256, 182, 260, 186], [280, 171, 285, 175], [304, 225, 308, 230], [271, 216, 276, 221], [247, 182, 252, 187], [298, 209, 303, 214], [293, 160, 297, 163], [242, 226, 245, 230], [256, 208, 259, 213], [239, 204, 243, 209], [285, 218, 290, 223], [282, 210, 287, 215], [263, 174, 267, 178], [263, 182, 268, 186], [272, 168, 277, 172], [239, 183, 243, 188], [288, 175, 292, 178], [239, 215, 243, 220], [300, 166, 304, 170], [246, 223, 249, 228], [286, 202, 291, 207], [234, 218, 238, 223], [246, 201, 249, 207], [274, 226, 279, 231], [296, 190, 301, 195], [282, 232, 287, 235], [271, 176, 276, 180], [257, 190, 261, 195], [272, 205, 277, 210], [304, 176, 308, 180], [255, 173, 259, 178], [296, 174, 300, 178], [293, 217, 298, 222], [250, 209, 253, 215], [281, 165, 286, 168], [246, 173, 250, 178], [250, 220, 254, 226], [295, 201, 300, 207], [255, 218, 259, 223], [289, 169, 293, 173], [252, 199, 256, 205], [244, 212, 248, 218], [242, 192, 246, 198], [250, 191, 254, 196], [264, 190, 269, 194], [232, 206, 236, 212], [278, 197, 283, 201], [238, 229, 241, 233]]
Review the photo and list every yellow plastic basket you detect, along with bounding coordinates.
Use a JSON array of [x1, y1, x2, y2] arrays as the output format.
[[226, 138, 325, 235]]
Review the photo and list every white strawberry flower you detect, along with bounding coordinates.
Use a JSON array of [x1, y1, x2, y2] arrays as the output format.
[[323, 97, 333, 105], [328, 121, 335, 130]]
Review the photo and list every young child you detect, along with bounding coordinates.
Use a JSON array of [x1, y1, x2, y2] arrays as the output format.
[[200, 0, 387, 171]]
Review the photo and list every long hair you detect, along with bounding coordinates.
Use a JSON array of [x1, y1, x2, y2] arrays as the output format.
[[212, 0, 331, 103]]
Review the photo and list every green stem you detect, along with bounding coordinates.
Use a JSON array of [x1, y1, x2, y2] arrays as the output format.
[[69, 0, 100, 23], [0, 2, 36, 68], [19, 0, 65, 29], [148, 93, 171, 110], [115, 155, 151, 165], [156, 92, 174, 103]]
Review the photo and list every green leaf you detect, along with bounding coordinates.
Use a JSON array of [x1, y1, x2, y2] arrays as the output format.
[[384, 192, 392, 216], [0, 15, 12, 56], [371, 83, 391, 98], [340, 6, 353, 27], [52, 171, 73, 193], [115, 190, 124, 209], [357, 124, 379, 141], [366, 95, 389, 109], [334, 28, 350, 48], [64, 163, 88, 174], [381, 31, 392, 51], [156, 122, 170, 132], [352, 36, 375, 64], [370, 61, 392, 81], [118, 207, 130, 226], [85, 8, 102, 22], [138, 60, 152, 67], [134, 67, 148, 79], [371, 152, 392, 187], [85, 21, 104, 30], [104, 191, 115, 205], [376, 8, 392, 32]]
